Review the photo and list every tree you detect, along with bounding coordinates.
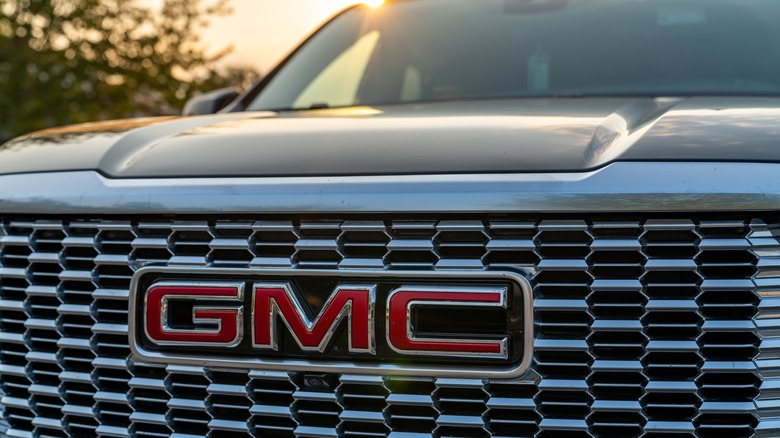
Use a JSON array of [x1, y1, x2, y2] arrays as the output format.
[[0, 0, 259, 143]]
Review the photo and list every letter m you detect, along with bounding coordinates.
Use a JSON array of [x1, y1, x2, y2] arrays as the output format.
[[253, 283, 375, 354]]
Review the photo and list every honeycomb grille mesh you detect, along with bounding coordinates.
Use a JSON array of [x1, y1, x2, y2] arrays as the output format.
[[0, 215, 772, 437]]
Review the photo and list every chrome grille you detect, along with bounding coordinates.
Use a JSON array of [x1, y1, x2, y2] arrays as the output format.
[[0, 215, 773, 437]]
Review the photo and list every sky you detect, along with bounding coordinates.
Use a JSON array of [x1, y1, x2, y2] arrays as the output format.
[[200, 0, 367, 73]]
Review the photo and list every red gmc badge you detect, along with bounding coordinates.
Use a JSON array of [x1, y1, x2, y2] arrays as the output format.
[[129, 267, 533, 379]]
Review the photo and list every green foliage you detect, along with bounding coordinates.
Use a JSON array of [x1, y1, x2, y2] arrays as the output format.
[[0, 0, 259, 143]]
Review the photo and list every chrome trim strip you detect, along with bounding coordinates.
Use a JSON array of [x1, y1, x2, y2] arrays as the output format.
[[129, 267, 534, 379], [3, 162, 780, 214]]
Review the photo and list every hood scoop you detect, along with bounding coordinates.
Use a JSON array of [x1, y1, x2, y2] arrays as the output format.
[[584, 98, 682, 167]]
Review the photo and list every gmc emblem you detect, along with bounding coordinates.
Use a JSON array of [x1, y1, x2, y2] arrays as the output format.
[[130, 268, 533, 379]]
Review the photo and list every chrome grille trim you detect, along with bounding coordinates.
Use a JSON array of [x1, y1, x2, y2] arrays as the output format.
[[751, 220, 780, 437], [0, 214, 770, 437], [4, 163, 780, 215]]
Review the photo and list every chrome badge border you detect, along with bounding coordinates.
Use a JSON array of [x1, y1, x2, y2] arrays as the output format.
[[129, 267, 534, 379]]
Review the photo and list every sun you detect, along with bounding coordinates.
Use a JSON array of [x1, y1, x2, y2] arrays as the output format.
[[329, 0, 385, 11]]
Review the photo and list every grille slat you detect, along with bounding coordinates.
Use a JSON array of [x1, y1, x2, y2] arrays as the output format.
[[0, 216, 773, 437]]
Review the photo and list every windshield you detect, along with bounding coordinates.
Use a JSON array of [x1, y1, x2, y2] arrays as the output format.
[[248, 0, 780, 111]]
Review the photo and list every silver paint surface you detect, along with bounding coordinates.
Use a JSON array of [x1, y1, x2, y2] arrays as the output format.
[[5, 97, 780, 178]]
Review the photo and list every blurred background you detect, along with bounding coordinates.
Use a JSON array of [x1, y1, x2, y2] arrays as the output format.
[[0, 0, 361, 143]]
